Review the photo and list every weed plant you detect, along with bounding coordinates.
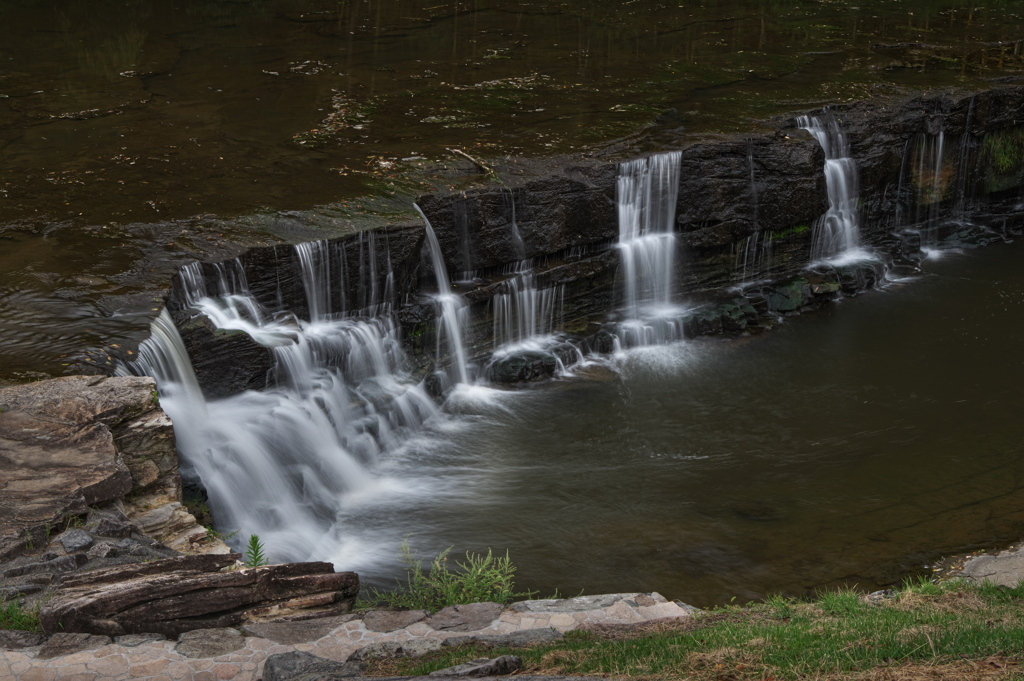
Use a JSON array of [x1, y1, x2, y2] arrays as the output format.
[[0, 598, 40, 632], [360, 540, 533, 612]]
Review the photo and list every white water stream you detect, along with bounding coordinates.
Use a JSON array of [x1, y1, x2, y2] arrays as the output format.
[[798, 114, 864, 262], [615, 151, 686, 347], [122, 250, 439, 569]]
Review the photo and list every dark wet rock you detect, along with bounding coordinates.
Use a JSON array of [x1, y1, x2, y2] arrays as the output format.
[[263, 651, 366, 681], [36, 632, 113, 660], [174, 314, 274, 400], [416, 166, 616, 273], [764, 277, 810, 312], [586, 329, 618, 354], [243, 614, 359, 644], [429, 655, 523, 677], [175, 627, 245, 658], [443, 628, 564, 649], [348, 638, 443, 660], [90, 517, 134, 539], [0, 583, 43, 599], [57, 529, 94, 553], [427, 602, 503, 632], [487, 351, 559, 384], [363, 609, 428, 633], [39, 554, 359, 637], [3, 553, 87, 578], [683, 308, 724, 337], [114, 632, 167, 646], [0, 629, 46, 649]]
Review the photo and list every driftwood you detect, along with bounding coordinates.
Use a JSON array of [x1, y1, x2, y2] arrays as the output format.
[[40, 554, 359, 637]]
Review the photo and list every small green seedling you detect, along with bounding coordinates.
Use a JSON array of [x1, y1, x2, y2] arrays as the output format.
[[244, 534, 268, 567]]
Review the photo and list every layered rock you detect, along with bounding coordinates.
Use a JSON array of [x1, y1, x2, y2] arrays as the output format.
[[38, 553, 359, 637], [0, 376, 164, 561]]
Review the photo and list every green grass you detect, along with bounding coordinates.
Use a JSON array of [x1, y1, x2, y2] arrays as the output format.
[[0, 598, 41, 632], [359, 540, 534, 613], [364, 578, 1024, 680]]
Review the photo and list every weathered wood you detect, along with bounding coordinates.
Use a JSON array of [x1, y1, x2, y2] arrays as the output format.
[[40, 554, 359, 637]]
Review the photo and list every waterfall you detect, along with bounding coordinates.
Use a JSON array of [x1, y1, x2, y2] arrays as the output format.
[[492, 264, 564, 348], [122, 251, 439, 567], [798, 114, 862, 260], [614, 151, 685, 348], [414, 204, 471, 386], [736, 140, 767, 283], [295, 240, 332, 321]]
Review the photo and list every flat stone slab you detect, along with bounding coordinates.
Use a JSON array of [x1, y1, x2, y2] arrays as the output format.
[[443, 628, 563, 649], [509, 592, 665, 613], [0, 629, 46, 649], [176, 627, 246, 658], [36, 632, 112, 660], [957, 545, 1024, 587], [349, 638, 444, 660], [429, 655, 522, 677], [428, 603, 503, 632], [363, 609, 428, 632], [262, 651, 364, 681], [244, 615, 359, 644]]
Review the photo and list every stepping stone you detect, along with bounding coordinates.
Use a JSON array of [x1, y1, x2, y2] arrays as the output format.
[[115, 632, 167, 647], [175, 627, 245, 658], [363, 608, 428, 632], [427, 602, 503, 632], [429, 655, 523, 677], [262, 651, 365, 681], [348, 638, 442, 660], [444, 628, 562, 649], [36, 632, 112, 660], [0, 629, 46, 649], [244, 614, 358, 644]]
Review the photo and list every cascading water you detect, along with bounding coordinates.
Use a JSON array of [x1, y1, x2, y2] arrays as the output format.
[[735, 140, 771, 283], [295, 240, 332, 321], [414, 204, 471, 387], [907, 131, 949, 243], [798, 114, 862, 261], [122, 246, 439, 568], [615, 150, 685, 347], [491, 264, 565, 349]]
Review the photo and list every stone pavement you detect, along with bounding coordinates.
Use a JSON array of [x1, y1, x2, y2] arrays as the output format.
[[0, 593, 696, 681], [955, 544, 1024, 588]]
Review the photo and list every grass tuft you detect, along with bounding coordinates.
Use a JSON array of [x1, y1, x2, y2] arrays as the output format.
[[359, 539, 534, 613], [0, 598, 41, 632]]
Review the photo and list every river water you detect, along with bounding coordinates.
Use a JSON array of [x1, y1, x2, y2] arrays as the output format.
[[285, 240, 1023, 607]]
